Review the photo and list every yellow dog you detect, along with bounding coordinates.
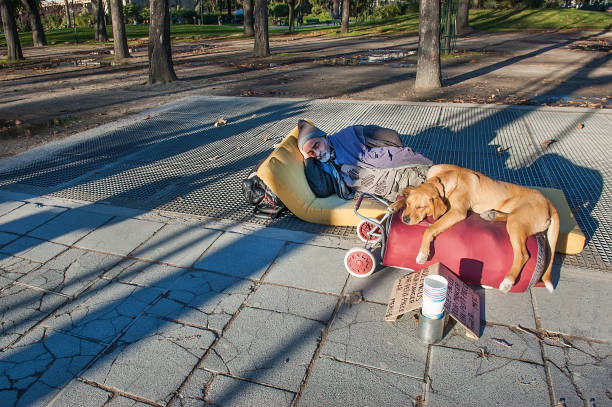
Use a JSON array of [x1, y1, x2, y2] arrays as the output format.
[[389, 164, 560, 293]]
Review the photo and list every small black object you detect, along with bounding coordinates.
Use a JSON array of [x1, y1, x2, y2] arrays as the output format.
[[242, 172, 286, 219]]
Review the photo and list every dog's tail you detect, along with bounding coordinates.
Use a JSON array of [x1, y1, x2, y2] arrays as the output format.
[[541, 202, 560, 293]]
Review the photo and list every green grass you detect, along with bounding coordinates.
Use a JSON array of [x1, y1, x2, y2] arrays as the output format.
[[0, 24, 242, 48], [1, 9, 610, 48], [469, 9, 612, 31]]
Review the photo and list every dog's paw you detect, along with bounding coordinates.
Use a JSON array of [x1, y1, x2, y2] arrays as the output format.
[[480, 210, 497, 221], [416, 252, 428, 265], [498, 277, 514, 293], [544, 280, 554, 293]]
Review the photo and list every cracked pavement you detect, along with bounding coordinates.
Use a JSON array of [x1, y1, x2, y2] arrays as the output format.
[[0, 98, 611, 406]]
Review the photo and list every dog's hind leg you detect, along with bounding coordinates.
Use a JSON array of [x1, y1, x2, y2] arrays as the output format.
[[499, 216, 531, 293]]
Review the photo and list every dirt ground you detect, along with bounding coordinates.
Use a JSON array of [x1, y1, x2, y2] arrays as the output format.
[[1, 29, 610, 158]]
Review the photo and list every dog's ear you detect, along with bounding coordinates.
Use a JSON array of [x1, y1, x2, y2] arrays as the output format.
[[388, 187, 412, 213], [430, 196, 448, 220], [428, 176, 445, 197]]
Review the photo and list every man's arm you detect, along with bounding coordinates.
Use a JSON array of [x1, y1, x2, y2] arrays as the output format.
[[304, 158, 336, 198]]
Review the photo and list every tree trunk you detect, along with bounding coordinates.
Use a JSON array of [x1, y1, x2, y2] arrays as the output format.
[[340, 0, 349, 33], [253, 0, 269, 57], [456, 0, 471, 35], [226, 0, 231, 20], [93, 0, 108, 42], [332, 0, 339, 18], [109, 0, 129, 60], [287, 0, 295, 33], [415, 0, 441, 89], [243, 0, 254, 36], [64, 0, 72, 27], [20, 0, 46, 46], [0, 0, 23, 60], [148, 0, 176, 84]]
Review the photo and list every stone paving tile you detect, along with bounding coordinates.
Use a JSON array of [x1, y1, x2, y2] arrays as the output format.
[[107, 396, 154, 407], [193, 232, 285, 280], [545, 339, 612, 406], [436, 323, 543, 363], [83, 315, 216, 404], [75, 217, 164, 256], [346, 267, 408, 303], [178, 369, 295, 407], [247, 284, 337, 322], [321, 301, 427, 378], [0, 236, 67, 263], [173, 367, 213, 406], [427, 346, 550, 407], [27, 209, 113, 245], [0, 284, 66, 350], [50, 380, 111, 406], [0, 202, 66, 234], [264, 243, 348, 294], [0, 201, 24, 217], [533, 270, 612, 341], [43, 280, 162, 344], [19, 248, 122, 297], [146, 270, 254, 332], [104, 259, 187, 291], [202, 306, 324, 392], [0, 256, 41, 290], [0, 231, 18, 246], [0, 327, 105, 407], [478, 288, 537, 328], [132, 224, 223, 268], [299, 357, 423, 407]]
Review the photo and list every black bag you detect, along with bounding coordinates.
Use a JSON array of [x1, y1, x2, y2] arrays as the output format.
[[241, 172, 286, 218]]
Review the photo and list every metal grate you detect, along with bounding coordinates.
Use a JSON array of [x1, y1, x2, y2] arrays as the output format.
[[0, 97, 609, 271]]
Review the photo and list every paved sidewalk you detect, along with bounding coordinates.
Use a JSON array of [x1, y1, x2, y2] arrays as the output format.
[[0, 97, 611, 406]]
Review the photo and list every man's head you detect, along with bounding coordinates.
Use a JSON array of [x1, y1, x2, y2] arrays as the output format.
[[297, 120, 331, 162]]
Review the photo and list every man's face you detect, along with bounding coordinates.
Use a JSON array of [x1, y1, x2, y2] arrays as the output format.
[[300, 136, 331, 162]]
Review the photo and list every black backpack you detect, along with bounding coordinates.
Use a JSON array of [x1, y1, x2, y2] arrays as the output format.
[[241, 172, 286, 218]]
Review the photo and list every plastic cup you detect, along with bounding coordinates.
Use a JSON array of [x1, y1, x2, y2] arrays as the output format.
[[421, 275, 448, 319]]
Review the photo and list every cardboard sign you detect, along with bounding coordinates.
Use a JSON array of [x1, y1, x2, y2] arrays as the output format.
[[385, 263, 481, 338]]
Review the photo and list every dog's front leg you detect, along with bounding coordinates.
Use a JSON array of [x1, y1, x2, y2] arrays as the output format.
[[417, 209, 467, 264]]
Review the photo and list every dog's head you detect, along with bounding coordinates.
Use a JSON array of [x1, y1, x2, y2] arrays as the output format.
[[388, 178, 448, 225]]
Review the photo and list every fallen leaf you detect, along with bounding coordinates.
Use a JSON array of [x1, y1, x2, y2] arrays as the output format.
[[177, 196, 183, 201], [490, 338, 512, 348], [144, 115, 151, 120], [345, 290, 363, 305], [577, 123, 584, 129], [412, 313, 419, 323], [540, 139, 556, 148], [208, 155, 219, 161], [214, 117, 227, 127], [263, 136, 269, 141], [476, 347, 492, 359], [497, 146, 503, 155]]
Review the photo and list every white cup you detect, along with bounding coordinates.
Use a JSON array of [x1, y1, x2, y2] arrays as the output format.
[[422, 275, 448, 319], [422, 296, 446, 319]]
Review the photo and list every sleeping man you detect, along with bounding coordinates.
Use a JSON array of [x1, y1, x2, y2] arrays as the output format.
[[297, 120, 433, 202]]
